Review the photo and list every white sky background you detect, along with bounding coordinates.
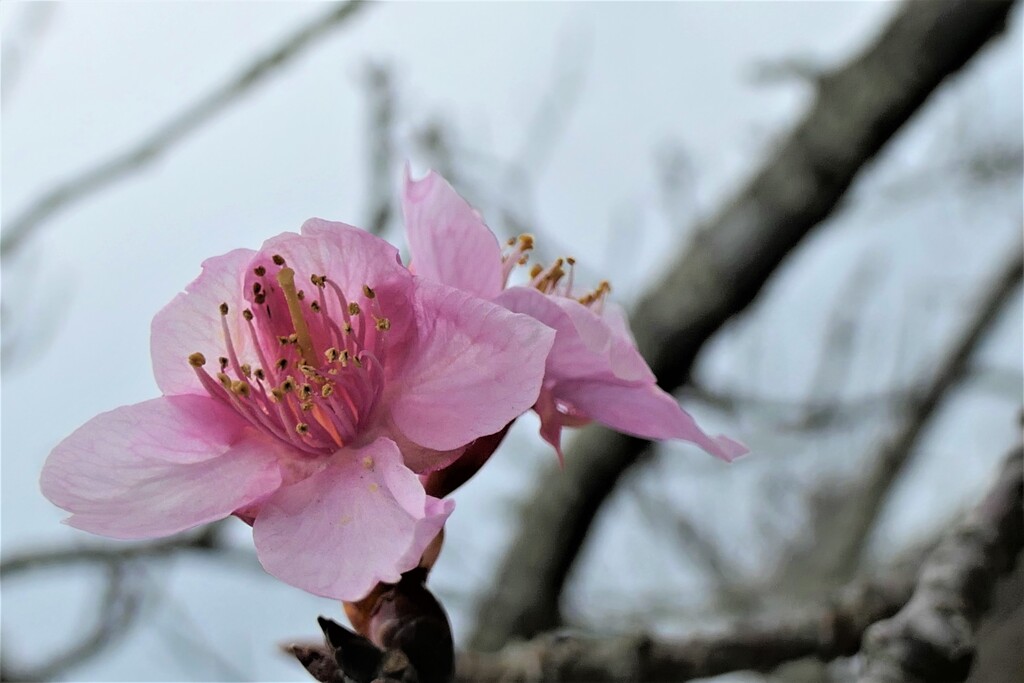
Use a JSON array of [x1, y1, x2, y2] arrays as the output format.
[[2, 2, 1022, 681]]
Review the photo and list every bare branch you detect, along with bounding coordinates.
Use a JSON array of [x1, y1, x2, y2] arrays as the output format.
[[470, 0, 1018, 650], [0, 524, 223, 579], [857, 441, 1024, 683], [361, 63, 396, 236], [787, 247, 1022, 584], [456, 569, 916, 682], [0, 1, 369, 259]]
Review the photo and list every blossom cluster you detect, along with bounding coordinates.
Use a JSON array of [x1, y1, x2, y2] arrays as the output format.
[[41, 169, 745, 601]]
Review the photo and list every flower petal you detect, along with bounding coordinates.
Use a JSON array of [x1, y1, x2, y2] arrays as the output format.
[[555, 380, 748, 461], [40, 395, 284, 539], [403, 167, 504, 299], [496, 287, 654, 384], [252, 438, 453, 600], [387, 279, 555, 451], [151, 248, 257, 396]]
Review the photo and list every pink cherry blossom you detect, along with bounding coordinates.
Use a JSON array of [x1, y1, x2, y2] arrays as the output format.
[[403, 168, 747, 462], [41, 219, 554, 601]]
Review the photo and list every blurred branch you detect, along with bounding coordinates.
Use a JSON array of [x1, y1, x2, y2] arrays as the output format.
[[470, 0, 1018, 650], [1, 561, 147, 682], [361, 63, 396, 236], [0, 524, 224, 579], [858, 441, 1024, 683], [787, 247, 1023, 584], [0, 1, 368, 260], [456, 436, 1022, 682]]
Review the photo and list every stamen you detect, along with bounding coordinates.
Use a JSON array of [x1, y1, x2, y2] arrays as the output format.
[[188, 352, 206, 367], [276, 267, 317, 365]]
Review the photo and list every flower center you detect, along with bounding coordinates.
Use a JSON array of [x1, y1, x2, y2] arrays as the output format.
[[501, 233, 612, 310], [187, 254, 391, 455]]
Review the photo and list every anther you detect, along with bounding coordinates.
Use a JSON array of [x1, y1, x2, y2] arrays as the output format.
[[362, 285, 376, 299], [530, 264, 544, 278], [348, 302, 361, 316], [311, 274, 327, 288], [188, 352, 206, 367], [242, 309, 254, 321], [295, 423, 309, 435], [276, 358, 288, 371], [253, 282, 262, 295], [310, 301, 321, 312], [230, 381, 251, 397], [240, 364, 252, 378], [219, 357, 229, 371], [219, 302, 229, 316], [272, 254, 286, 266], [281, 378, 296, 393], [297, 290, 305, 300], [254, 293, 266, 305], [325, 347, 340, 362], [321, 384, 334, 398], [216, 372, 231, 387], [375, 317, 391, 331], [254, 265, 266, 277], [254, 368, 266, 380]]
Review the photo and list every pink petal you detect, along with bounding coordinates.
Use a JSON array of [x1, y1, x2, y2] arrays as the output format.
[[251, 222, 417, 345], [556, 380, 748, 461], [40, 395, 284, 539], [151, 248, 257, 396], [252, 438, 453, 600], [496, 287, 654, 384], [403, 167, 504, 299], [387, 279, 555, 451]]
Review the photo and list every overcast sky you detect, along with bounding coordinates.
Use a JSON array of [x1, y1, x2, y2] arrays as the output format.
[[2, 3, 1021, 681]]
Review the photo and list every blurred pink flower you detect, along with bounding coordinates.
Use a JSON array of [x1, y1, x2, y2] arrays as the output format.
[[41, 220, 554, 600], [403, 168, 746, 462]]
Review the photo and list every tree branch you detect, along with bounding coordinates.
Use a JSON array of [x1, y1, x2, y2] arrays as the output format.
[[0, 1, 368, 259], [857, 442, 1024, 682], [470, 0, 1018, 650]]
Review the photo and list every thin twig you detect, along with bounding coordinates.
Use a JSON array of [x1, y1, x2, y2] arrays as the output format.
[[0, 1, 368, 259]]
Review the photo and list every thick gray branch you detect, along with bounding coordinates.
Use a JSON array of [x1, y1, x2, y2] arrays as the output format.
[[470, 0, 1017, 650], [0, 1, 368, 259], [857, 443, 1024, 682]]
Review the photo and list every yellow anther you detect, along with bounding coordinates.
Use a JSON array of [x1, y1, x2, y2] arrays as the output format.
[[310, 274, 327, 287], [270, 388, 284, 401], [216, 372, 231, 387], [530, 264, 544, 278], [295, 423, 309, 435], [519, 233, 535, 250], [348, 302, 361, 316], [230, 381, 250, 397], [325, 347, 340, 362], [281, 377, 295, 392], [321, 384, 334, 397], [375, 317, 391, 331], [188, 352, 206, 367], [362, 456, 374, 470], [240, 364, 252, 378], [362, 285, 376, 299], [300, 400, 314, 411]]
